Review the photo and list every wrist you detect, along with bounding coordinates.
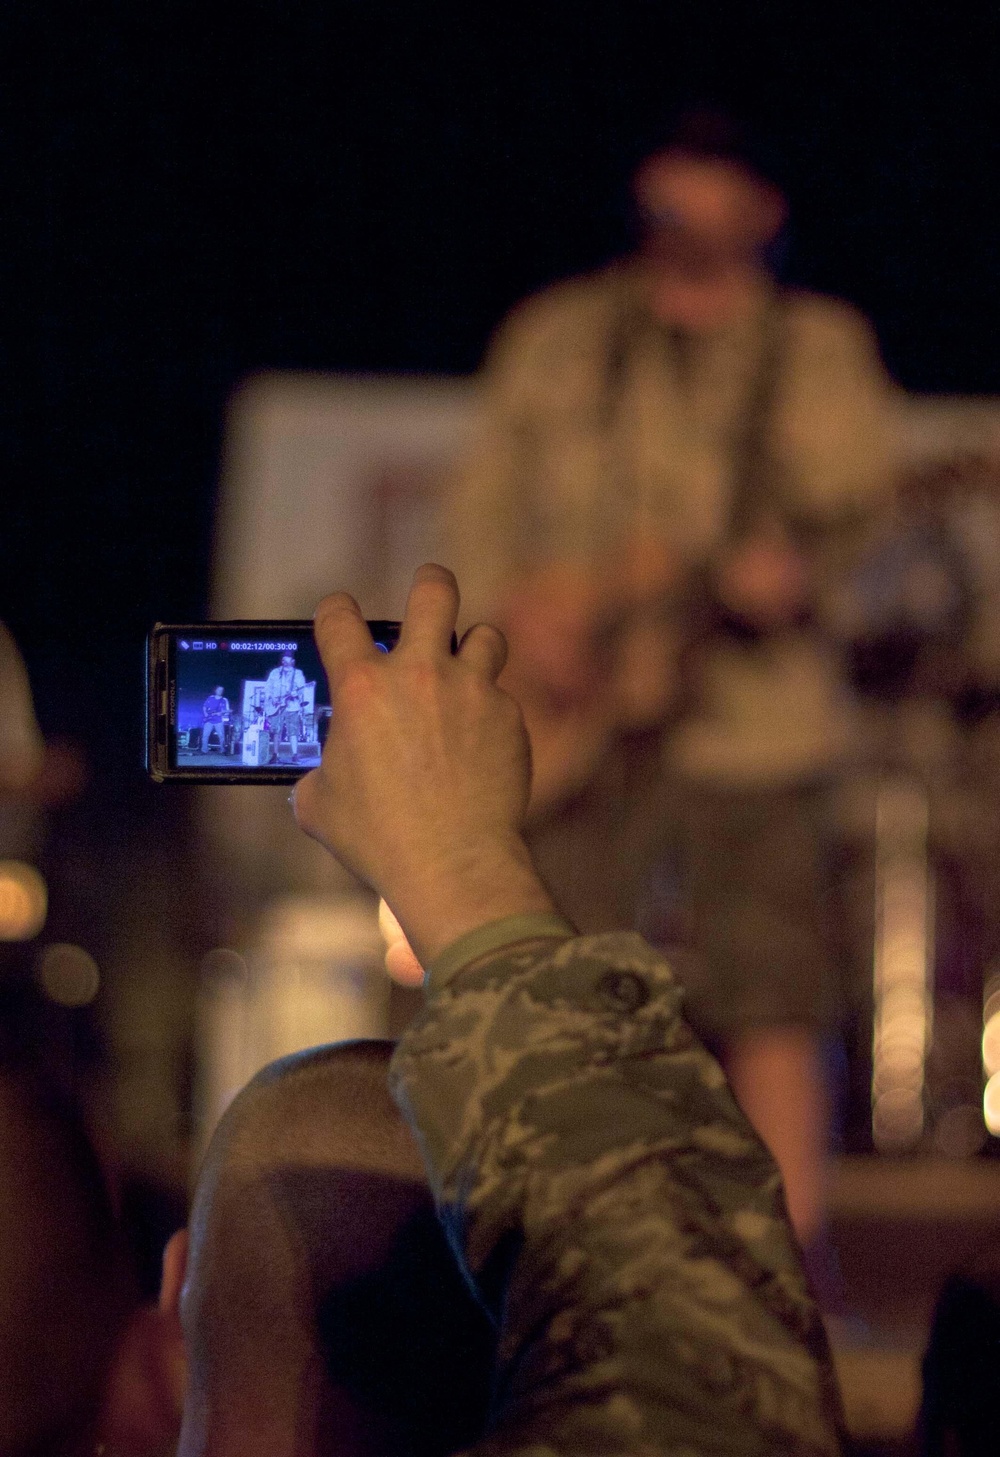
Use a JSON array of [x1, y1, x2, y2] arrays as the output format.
[[427, 910, 577, 992], [384, 834, 557, 968]]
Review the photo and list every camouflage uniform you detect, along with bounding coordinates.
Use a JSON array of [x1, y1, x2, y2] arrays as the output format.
[[390, 917, 843, 1455]]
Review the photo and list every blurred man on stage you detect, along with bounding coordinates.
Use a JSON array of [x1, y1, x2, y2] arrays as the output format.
[[441, 114, 898, 1244]]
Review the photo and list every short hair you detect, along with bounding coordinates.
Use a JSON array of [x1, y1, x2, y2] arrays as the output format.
[[630, 108, 788, 202], [180, 1042, 494, 1457], [0, 1069, 123, 1456]]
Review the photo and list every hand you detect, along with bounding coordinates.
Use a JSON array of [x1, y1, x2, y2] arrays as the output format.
[[713, 529, 810, 629], [294, 565, 556, 968], [497, 540, 682, 815], [499, 540, 682, 709], [497, 561, 611, 711]]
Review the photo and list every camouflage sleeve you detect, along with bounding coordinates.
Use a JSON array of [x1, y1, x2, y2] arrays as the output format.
[[389, 930, 843, 1456]]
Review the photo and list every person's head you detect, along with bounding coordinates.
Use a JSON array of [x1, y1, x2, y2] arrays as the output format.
[[632, 114, 787, 334], [163, 1041, 494, 1457], [0, 1068, 125, 1456], [213, 686, 224, 697], [280, 653, 295, 669]]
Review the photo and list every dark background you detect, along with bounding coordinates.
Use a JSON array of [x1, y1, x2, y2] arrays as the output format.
[[1, 0, 998, 795]]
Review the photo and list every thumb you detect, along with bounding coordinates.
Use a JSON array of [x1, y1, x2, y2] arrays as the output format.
[[378, 899, 426, 987]]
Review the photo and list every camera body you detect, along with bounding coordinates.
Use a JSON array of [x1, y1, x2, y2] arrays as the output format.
[[146, 620, 401, 783]]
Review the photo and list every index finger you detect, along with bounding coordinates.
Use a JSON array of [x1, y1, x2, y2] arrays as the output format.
[[398, 563, 460, 657], [313, 592, 381, 680]]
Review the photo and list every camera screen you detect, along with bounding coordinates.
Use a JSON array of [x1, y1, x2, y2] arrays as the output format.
[[172, 632, 339, 773]]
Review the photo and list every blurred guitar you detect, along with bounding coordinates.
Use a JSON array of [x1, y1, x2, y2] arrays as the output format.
[[499, 528, 811, 817], [495, 542, 684, 815]]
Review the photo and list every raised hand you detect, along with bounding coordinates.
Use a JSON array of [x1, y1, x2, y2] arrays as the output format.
[[294, 565, 555, 968]]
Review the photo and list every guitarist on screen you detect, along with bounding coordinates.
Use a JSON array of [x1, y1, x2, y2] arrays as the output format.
[[264, 651, 309, 764]]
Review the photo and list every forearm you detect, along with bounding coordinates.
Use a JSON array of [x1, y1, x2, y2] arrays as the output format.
[[390, 931, 842, 1456]]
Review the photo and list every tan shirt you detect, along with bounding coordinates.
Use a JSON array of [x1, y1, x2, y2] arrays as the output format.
[[443, 264, 899, 784]]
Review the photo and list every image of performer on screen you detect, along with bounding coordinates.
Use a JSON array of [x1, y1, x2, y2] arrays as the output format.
[[264, 652, 308, 762], [202, 686, 231, 754]]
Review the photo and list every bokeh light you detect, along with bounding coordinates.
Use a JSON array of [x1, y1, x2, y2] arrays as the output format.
[[982, 1010, 1000, 1078], [983, 1072, 1000, 1135], [37, 943, 100, 1007], [0, 861, 47, 940]]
